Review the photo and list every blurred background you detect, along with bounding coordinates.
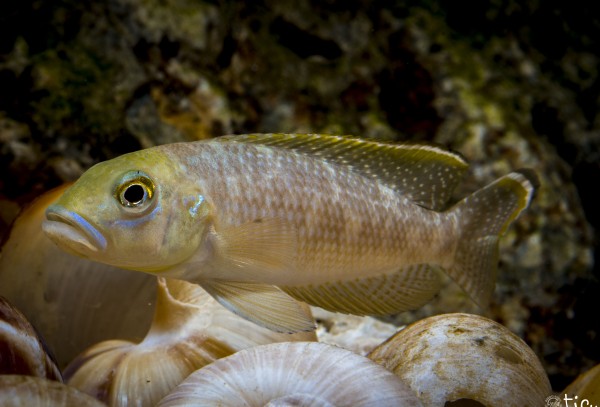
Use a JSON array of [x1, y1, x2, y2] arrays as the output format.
[[1, 0, 598, 390]]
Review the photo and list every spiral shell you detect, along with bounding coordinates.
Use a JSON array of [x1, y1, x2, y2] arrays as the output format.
[[0, 296, 61, 381], [368, 313, 552, 406], [158, 341, 423, 406], [65, 278, 316, 406], [0, 375, 105, 407]]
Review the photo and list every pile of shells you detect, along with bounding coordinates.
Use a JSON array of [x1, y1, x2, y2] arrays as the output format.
[[0, 186, 597, 406]]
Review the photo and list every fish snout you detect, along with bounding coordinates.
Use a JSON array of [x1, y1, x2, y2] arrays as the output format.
[[43, 205, 107, 256]]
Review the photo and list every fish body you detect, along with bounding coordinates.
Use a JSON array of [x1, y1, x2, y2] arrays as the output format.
[[43, 134, 537, 332]]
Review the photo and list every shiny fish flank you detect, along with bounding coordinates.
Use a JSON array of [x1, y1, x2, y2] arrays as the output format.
[[42, 134, 538, 333]]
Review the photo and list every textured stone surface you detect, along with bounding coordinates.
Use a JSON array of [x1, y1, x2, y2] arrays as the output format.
[[1, 0, 598, 390]]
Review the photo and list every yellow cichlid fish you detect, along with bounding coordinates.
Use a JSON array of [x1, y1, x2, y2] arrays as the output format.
[[42, 134, 538, 333]]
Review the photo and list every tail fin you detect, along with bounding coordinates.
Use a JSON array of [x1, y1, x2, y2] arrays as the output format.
[[446, 169, 539, 308]]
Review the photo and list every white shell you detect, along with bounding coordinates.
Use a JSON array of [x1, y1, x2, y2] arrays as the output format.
[[0, 375, 105, 407], [65, 278, 316, 407], [158, 341, 423, 406], [368, 313, 552, 406], [0, 185, 156, 367]]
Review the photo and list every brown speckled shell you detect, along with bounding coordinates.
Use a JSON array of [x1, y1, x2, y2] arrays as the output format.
[[368, 313, 552, 406]]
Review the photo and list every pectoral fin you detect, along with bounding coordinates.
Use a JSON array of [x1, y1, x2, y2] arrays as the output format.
[[202, 280, 315, 333], [214, 217, 297, 281], [282, 265, 442, 316]]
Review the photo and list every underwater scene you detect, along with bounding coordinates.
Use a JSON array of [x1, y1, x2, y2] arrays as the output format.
[[1, 1, 598, 406]]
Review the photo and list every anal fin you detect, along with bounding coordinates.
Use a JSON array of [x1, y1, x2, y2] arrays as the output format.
[[202, 280, 315, 333], [281, 265, 442, 316]]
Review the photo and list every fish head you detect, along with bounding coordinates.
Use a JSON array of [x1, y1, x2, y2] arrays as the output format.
[[42, 147, 212, 273]]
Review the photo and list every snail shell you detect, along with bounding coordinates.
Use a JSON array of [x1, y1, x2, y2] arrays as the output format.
[[368, 313, 552, 406], [65, 278, 316, 407], [0, 184, 156, 367], [0, 375, 105, 407], [563, 363, 600, 403], [157, 341, 423, 406], [0, 296, 61, 381]]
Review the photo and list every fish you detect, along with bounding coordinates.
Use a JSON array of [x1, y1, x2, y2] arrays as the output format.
[[42, 134, 538, 333]]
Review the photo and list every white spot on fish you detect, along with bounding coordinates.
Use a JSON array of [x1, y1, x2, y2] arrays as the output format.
[[187, 195, 205, 218]]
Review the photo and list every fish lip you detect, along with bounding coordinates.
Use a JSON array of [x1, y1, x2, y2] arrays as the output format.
[[43, 205, 107, 253]]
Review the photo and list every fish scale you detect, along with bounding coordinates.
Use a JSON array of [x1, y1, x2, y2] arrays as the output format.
[[43, 134, 538, 333]]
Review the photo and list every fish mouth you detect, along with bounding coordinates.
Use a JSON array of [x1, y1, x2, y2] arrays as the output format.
[[43, 205, 107, 255]]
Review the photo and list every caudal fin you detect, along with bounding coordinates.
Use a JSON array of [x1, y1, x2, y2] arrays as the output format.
[[446, 169, 539, 308]]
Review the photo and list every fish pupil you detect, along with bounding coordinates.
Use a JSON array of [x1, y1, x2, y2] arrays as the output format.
[[124, 184, 146, 205]]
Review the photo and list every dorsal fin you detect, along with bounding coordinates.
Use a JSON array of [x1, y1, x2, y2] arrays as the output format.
[[219, 133, 468, 210]]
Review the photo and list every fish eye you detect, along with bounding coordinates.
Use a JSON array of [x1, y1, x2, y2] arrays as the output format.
[[122, 183, 147, 206], [115, 171, 155, 211]]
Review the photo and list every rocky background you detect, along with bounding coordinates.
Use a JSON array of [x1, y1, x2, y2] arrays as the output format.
[[0, 0, 598, 391]]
